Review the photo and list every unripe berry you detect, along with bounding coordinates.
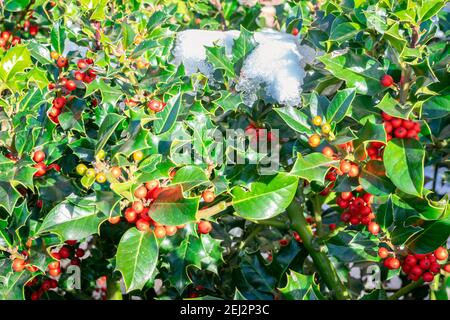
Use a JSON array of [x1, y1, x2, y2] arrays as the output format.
[[132, 150, 143, 162], [312, 115, 322, 126], [444, 264, 450, 273], [380, 74, 394, 87], [108, 216, 121, 224], [95, 172, 107, 183], [202, 190, 215, 203], [198, 221, 212, 234], [145, 180, 160, 191], [110, 166, 122, 178], [322, 146, 334, 158], [368, 222, 380, 235], [50, 51, 60, 60], [321, 123, 331, 134], [340, 160, 351, 174], [165, 225, 178, 236], [12, 258, 26, 272], [348, 164, 359, 177], [308, 134, 321, 148], [134, 185, 148, 199], [85, 168, 96, 178], [154, 226, 166, 238], [132, 201, 144, 214], [48, 261, 60, 270]]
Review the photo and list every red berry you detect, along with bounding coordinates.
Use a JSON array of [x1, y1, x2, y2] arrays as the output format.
[[329, 223, 337, 231], [340, 160, 351, 174], [1, 31, 11, 41], [74, 71, 85, 81], [380, 75, 394, 87], [378, 247, 389, 259], [70, 258, 80, 266], [32, 150, 45, 163], [33, 162, 47, 177], [444, 264, 450, 273], [363, 193, 373, 205], [429, 262, 441, 274], [402, 120, 415, 130], [147, 100, 166, 112], [386, 257, 400, 270], [384, 121, 393, 133], [198, 221, 212, 234], [53, 96, 66, 109], [131, 201, 144, 214], [340, 212, 351, 222], [154, 226, 166, 238], [77, 60, 88, 69], [348, 164, 359, 177], [405, 255, 417, 266], [31, 292, 41, 300], [422, 272, 434, 282], [75, 248, 85, 258], [49, 106, 61, 117], [29, 25, 39, 36], [49, 267, 61, 277], [47, 163, 61, 172], [434, 246, 448, 261], [48, 261, 60, 270], [65, 80, 76, 91], [394, 127, 407, 138], [124, 208, 137, 223], [410, 265, 423, 276], [341, 192, 353, 201], [56, 56, 67, 68], [291, 28, 299, 36], [390, 118, 403, 128], [58, 246, 71, 259], [419, 258, 431, 270]]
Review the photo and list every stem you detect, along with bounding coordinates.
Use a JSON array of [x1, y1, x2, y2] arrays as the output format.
[[196, 201, 230, 220], [287, 199, 350, 300], [399, 63, 412, 105], [432, 163, 439, 193], [312, 195, 323, 237], [388, 279, 424, 300], [240, 225, 263, 249]]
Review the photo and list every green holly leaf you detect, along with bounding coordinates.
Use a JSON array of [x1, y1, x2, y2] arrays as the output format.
[[326, 88, 356, 123], [95, 113, 125, 154], [0, 45, 32, 91], [51, 22, 66, 54], [375, 93, 413, 119], [153, 92, 182, 134], [274, 107, 312, 134], [232, 173, 298, 220], [291, 153, 338, 184], [171, 166, 209, 192], [206, 46, 235, 78], [0, 182, 21, 215], [279, 270, 322, 300], [116, 227, 159, 293], [37, 195, 107, 241], [318, 51, 383, 95], [85, 78, 123, 107], [359, 160, 395, 196], [407, 216, 450, 253], [0, 270, 28, 300], [383, 139, 425, 197], [149, 185, 199, 226], [420, 95, 450, 119]]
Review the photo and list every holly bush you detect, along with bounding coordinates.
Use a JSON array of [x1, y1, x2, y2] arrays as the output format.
[[0, 0, 449, 301]]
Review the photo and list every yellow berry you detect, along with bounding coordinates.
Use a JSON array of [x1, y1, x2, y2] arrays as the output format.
[[85, 168, 96, 178], [75, 164, 87, 176], [321, 123, 331, 134], [132, 150, 143, 162], [312, 116, 322, 126], [96, 172, 107, 183]]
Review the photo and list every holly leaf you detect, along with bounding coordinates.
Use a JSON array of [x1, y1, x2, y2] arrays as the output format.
[[278, 270, 322, 300], [116, 227, 158, 293], [291, 153, 338, 183], [232, 173, 298, 220], [326, 88, 355, 123], [149, 185, 199, 226], [171, 165, 210, 192], [85, 78, 123, 107], [383, 139, 425, 197], [359, 160, 395, 196], [407, 216, 450, 253], [206, 45, 235, 78], [37, 195, 106, 241], [274, 107, 312, 134]]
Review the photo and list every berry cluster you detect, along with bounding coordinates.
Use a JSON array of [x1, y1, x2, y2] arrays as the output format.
[[337, 191, 380, 235], [50, 240, 86, 269], [26, 277, 58, 300], [32, 150, 61, 177], [307, 116, 331, 148], [93, 276, 108, 300], [47, 55, 96, 124], [382, 112, 420, 141], [245, 123, 275, 143], [117, 180, 185, 238], [366, 141, 385, 161], [0, 30, 21, 50], [379, 246, 449, 282]]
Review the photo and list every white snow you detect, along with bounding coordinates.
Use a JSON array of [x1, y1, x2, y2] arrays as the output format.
[[172, 29, 317, 107]]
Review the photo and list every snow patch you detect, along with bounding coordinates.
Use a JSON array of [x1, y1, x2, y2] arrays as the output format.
[[172, 29, 317, 107]]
